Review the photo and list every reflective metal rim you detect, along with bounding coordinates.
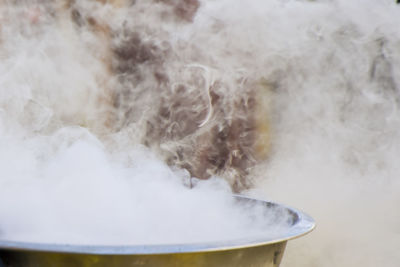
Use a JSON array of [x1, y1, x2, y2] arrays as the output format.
[[0, 195, 315, 255]]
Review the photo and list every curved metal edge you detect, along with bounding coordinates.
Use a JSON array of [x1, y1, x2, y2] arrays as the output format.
[[0, 195, 315, 255], [230, 195, 316, 244]]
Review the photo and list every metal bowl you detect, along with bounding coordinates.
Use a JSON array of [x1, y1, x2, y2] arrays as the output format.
[[0, 196, 314, 267]]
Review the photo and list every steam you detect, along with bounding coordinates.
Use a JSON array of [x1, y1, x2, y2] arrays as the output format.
[[236, 0, 400, 266], [1, 0, 400, 266], [0, 0, 287, 245], [0, 131, 287, 244]]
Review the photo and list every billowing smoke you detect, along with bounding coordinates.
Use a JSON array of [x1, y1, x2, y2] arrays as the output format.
[[239, 1, 400, 266], [1, 0, 400, 266], [0, 0, 283, 245]]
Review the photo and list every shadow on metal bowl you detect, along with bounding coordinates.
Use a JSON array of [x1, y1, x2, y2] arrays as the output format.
[[0, 195, 315, 267]]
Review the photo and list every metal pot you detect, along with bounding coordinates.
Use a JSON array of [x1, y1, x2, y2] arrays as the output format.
[[0, 196, 314, 267]]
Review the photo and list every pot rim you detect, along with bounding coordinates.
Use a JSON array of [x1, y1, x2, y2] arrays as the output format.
[[0, 195, 315, 255]]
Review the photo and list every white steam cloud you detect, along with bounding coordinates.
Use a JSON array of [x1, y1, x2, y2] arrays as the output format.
[[0, 0, 289, 246], [1, 0, 400, 266], [234, 0, 400, 266]]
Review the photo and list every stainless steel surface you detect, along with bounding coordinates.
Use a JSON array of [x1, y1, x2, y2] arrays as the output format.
[[0, 195, 315, 267]]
